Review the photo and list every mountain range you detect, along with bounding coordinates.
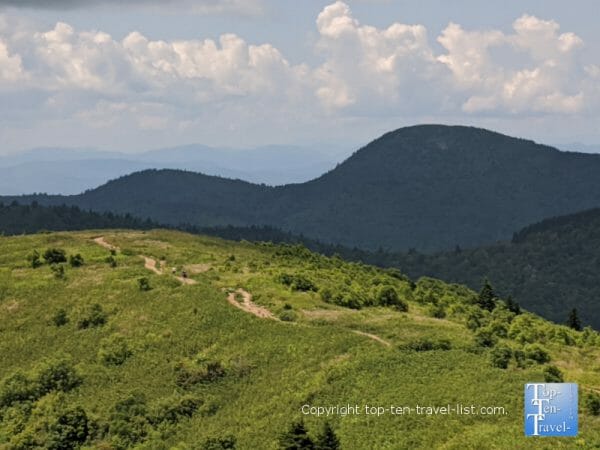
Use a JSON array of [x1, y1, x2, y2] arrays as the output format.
[[7, 125, 600, 252], [0, 144, 345, 195]]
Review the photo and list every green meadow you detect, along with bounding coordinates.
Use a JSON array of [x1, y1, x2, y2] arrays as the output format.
[[1, 229, 599, 449]]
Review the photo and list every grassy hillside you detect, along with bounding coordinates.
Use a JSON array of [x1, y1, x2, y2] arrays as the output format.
[[8, 125, 600, 252], [1, 230, 600, 448]]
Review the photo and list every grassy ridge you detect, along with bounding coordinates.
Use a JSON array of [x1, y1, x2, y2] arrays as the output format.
[[0, 230, 599, 448]]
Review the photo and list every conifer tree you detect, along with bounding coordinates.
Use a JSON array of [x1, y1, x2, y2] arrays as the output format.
[[315, 422, 340, 450], [505, 296, 521, 315], [279, 420, 315, 450], [567, 308, 582, 331], [476, 279, 496, 311]]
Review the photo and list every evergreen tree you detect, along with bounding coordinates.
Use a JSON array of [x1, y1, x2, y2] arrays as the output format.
[[505, 296, 521, 315], [315, 422, 340, 450], [476, 279, 496, 311], [567, 308, 582, 331], [279, 420, 315, 450]]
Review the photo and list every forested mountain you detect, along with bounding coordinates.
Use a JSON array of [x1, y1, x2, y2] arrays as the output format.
[[7, 125, 600, 251], [366, 208, 600, 329]]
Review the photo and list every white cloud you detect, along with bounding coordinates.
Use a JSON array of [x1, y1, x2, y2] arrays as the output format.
[[314, 1, 443, 112], [0, 38, 24, 82], [0, 2, 598, 150], [437, 13, 587, 114]]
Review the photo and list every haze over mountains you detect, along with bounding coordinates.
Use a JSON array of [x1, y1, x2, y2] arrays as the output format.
[[7, 125, 600, 252], [0, 144, 346, 195]]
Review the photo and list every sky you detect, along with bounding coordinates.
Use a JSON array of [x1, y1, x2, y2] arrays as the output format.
[[0, 0, 599, 155]]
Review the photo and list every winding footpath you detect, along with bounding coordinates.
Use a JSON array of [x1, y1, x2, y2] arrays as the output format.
[[92, 236, 389, 346], [93, 236, 196, 285], [227, 288, 276, 320]]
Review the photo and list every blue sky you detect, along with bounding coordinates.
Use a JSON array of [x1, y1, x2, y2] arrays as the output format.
[[1, 0, 599, 154]]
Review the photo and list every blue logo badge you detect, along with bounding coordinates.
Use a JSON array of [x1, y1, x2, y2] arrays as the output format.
[[524, 383, 578, 437]]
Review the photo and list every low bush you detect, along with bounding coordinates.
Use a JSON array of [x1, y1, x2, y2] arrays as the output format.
[[277, 273, 317, 292], [586, 392, 600, 416], [175, 360, 226, 389], [279, 310, 297, 322], [138, 277, 151, 291], [52, 309, 69, 327], [98, 334, 132, 366], [403, 338, 451, 352], [43, 248, 67, 265], [524, 344, 551, 364], [543, 365, 564, 382], [490, 345, 512, 369], [77, 304, 107, 329], [69, 253, 84, 267]]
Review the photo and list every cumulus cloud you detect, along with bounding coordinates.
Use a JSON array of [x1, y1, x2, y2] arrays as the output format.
[[314, 1, 445, 113], [0, 1, 598, 150], [0, 38, 24, 82], [437, 14, 586, 114]]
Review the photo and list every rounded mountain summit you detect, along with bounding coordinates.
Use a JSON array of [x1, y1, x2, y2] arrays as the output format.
[[11, 125, 600, 252]]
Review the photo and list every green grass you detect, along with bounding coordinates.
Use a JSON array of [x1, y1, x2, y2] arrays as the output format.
[[1, 229, 599, 449]]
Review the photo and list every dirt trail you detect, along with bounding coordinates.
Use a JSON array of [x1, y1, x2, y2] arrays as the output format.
[[351, 330, 391, 347], [93, 236, 118, 251], [143, 256, 162, 275], [176, 275, 198, 285], [93, 236, 196, 285], [227, 288, 275, 319]]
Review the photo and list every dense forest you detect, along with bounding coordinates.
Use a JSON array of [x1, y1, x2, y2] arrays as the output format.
[[7, 125, 600, 251], [359, 209, 600, 329]]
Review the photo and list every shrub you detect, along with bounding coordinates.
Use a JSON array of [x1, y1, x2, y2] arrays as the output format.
[[277, 273, 317, 292], [375, 285, 409, 312], [28, 250, 42, 268], [46, 405, 90, 450], [43, 248, 67, 265], [0, 371, 38, 408], [98, 334, 132, 366], [138, 277, 151, 291], [52, 309, 69, 327], [152, 395, 203, 425], [175, 361, 226, 389], [321, 287, 363, 310], [404, 338, 451, 352], [0, 359, 81, 408], [466, 309, 485, 330], [279, 310, 297, 322], [524, 344, 551, 364], [490, 345, 512, 369], [513, 348, 527, 368], [202, 435, 237, 449], [585, 392, 600, 416], [106, 255, 118, 268], [77, 304, 107, 329], [543, 365, 564, 382], [109, 393, 151, 449], [36, 358, 82, 396], [474, 328, 497, 348], [427, 304, 446, 319], [69, 254, 84, 267]]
